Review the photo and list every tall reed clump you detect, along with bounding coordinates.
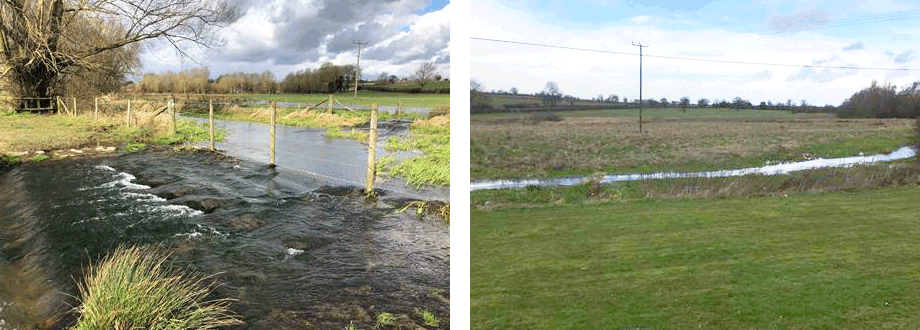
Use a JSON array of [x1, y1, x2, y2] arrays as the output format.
[[72, 246, 241, 330]]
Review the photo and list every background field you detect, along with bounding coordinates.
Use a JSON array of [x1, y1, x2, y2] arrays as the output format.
[[471, 108, 913, 180], [138, 90, 450, 108]]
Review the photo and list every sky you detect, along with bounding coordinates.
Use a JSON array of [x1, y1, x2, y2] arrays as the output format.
[[470, 0, 920, 106], [138, 0, 450, 81]]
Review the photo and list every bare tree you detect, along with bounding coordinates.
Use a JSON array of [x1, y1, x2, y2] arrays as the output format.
[[698, 98, 709, 108], [680, 96, 690, 112], [470, 79, 490, 110], [542, 81, 561, 107], [510, 87, 518, 95], [413, 61, 438, 88], [1, 0, 237, 109]]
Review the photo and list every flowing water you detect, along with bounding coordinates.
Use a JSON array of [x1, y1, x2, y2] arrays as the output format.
[[0, 150, 449, 329], [185, 116, 449, 201], [471, 146, 917, 191]]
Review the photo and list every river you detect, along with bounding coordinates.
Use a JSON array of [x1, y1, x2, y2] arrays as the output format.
[[0, 149, 449, 329]]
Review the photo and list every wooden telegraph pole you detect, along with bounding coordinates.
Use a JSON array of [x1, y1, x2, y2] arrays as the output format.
[[632, 42, 648, 133], [352, 40, 367, 99]]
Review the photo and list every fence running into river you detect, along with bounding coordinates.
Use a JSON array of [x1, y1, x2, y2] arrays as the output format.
[[13, 95, 446, 200]]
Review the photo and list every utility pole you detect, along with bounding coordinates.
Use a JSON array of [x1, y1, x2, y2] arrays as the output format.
[[352, 40, 367, 99], [632, 42, 648, 133]]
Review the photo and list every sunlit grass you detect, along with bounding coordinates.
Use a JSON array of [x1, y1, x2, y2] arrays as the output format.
[[376, 111, 450, 187], [72, 245, 241, 330], [375, 312, 395, 328]]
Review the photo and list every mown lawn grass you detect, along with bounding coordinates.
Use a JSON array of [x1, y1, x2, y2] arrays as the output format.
[[471, 185, 920, 329], [471, 112, 912, 180]]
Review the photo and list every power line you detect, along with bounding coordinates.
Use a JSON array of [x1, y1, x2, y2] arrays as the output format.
[[754, 9, 920, 34], [471, 37, 916, 71]]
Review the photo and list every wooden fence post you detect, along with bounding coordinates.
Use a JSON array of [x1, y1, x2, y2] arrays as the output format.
[[270, 100, 276, 165], [126, 100, 131, 126], [397, 100, 402, 118], [365, 103, 379, 195], [327, 94, 333, 113], [73, 97, 77, 116], [209, 99, 215, 151], [168, 98, 176, 134], [94, 97, 98, 118], [56, 96, 61, 115]]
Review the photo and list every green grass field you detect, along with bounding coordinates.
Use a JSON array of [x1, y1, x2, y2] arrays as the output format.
[[472, 185, 920, 329]]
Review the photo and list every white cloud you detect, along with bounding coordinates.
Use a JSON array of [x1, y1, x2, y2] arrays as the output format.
[[630, 15, 650, 24], [137, 0, 449, 80], [470, 0, 920, 106]]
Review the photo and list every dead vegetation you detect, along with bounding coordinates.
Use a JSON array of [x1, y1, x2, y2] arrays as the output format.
[[471, 114, 914, 179]]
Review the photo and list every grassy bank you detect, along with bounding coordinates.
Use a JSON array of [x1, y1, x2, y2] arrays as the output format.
[[380, 114, 450, 187], [471, 110, 912, 180], [0, 108, 222, 163], [472, 184, 920, 329]]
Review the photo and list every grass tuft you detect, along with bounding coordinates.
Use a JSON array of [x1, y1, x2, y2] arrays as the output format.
[[72, 245, 242, 330], [375, 312, 395, 328], [325, 126, 369, 140], [417, 309, 439, 327]]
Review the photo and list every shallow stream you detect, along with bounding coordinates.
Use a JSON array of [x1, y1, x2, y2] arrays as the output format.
[[471, 146, 917, 191]]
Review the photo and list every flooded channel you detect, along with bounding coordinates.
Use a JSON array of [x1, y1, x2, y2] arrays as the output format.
[[0, 150, 449, 329], [471, 146, 917, 191], [185, 116, 449, 201]]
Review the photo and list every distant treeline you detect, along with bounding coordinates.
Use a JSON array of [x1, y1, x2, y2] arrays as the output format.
[[837, 81, 920, 118], [132, 63, 452, 95], [361, 83, 449, 94], [133, 63, 358, 95]]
